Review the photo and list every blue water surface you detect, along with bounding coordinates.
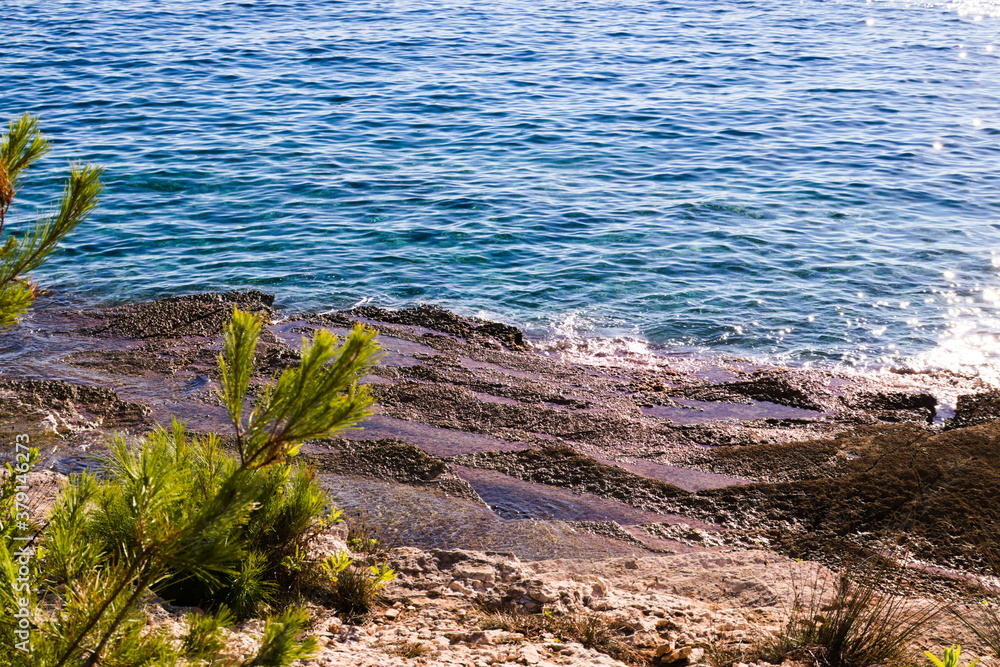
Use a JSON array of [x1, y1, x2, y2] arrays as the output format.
[[3, 0, 1000, 370]]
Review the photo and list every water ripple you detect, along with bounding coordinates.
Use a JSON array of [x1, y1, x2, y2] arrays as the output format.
[[3, 0, 1000, 374]]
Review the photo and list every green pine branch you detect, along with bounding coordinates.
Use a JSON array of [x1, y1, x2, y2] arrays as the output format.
[[17, 309, 382, 667], [218, 307, 382, 466], [0, 113, 103, 332]]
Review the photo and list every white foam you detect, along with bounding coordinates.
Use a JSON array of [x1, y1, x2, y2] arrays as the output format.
[[534, 333, 676, 369], [531, 309, 703, 369]]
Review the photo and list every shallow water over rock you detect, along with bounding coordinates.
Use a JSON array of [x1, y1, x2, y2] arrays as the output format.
[[452, 465, 686, 525], [317, 473, 654, 560], [348, 415, 530, 457]]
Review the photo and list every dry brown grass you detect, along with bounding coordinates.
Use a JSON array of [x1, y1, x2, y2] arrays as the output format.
[[382, 640, 432, 659], [476, 605, 648, 665], [751, 557, 941, 667]]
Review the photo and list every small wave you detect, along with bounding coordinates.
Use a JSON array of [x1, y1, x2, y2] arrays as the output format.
[[901, 333, 1000, 388], [530, 310, 701, 368], [534, 333, 678, 369], [531, 306, 1000, 412]]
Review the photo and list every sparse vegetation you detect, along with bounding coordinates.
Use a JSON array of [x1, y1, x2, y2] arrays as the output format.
[[955, 595, 1000, 660], [944, 531, 1000, 663], [751, 556, 941, 667], [346, 517, 393, 557], [952, 544, 1000, 661], [322, 556, 396, 622], [703, 634, 754, 667], [383, 640, 432, 659], [922, 645, 980, 667], [477, 605, 647, 665], [477, 607, 550, 636]]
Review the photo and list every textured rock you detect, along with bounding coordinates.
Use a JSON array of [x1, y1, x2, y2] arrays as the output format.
[[945, 390, 1000, 429], [78, 290, 275, 340]]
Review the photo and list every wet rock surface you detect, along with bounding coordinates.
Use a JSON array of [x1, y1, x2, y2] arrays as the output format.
[[1, 291, 998, 574], [685, 369, 835, 412], [0, 378, 150, 429], [301, 437, 483, 502], [945, 390, 1000, 430], [339, 304, 528, 352], [842, 389, 937, 423], [77, 290, 275, 340], [454, 446, 688, 514]]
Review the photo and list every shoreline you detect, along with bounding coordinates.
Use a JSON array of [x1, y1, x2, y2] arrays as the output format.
[[5, 289, 1000, 663], [22, 286, 1000, 402], [28, 285, 1000, 391]]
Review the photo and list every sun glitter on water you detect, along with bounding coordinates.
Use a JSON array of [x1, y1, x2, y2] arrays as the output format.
[[949, 0, 1000, 17], [910, 264, 1000, 385]]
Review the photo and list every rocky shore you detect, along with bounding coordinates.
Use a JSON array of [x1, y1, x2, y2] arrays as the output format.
[[5, 290, 1000, 665]]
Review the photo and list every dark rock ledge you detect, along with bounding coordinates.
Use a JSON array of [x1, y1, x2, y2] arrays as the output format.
[[2, 290, 999, 574]]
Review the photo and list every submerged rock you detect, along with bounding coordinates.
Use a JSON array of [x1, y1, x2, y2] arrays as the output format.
[[454, 446, 688, 513], [0, 378, 150, 431], [302, 438, 482, 502], [714, 369, 835, 412], [843, 389, 937, 424]]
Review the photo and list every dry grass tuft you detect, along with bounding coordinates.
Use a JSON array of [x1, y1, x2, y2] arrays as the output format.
[[751, 557, 941, 667], [951, 543, 1000, 659], [383, 640, 432, 659], [703, 635, 756, 667], [477, 604, 648, 665]]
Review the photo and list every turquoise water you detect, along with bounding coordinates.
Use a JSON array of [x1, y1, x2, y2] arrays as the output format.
[[4, 0, 1000, 371]]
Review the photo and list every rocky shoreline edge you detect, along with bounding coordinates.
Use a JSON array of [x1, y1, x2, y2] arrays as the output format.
[[5, 290, 1000, 666]]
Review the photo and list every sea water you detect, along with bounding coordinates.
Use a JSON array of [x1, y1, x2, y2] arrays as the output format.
[[3, 0, 1000, 375]]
